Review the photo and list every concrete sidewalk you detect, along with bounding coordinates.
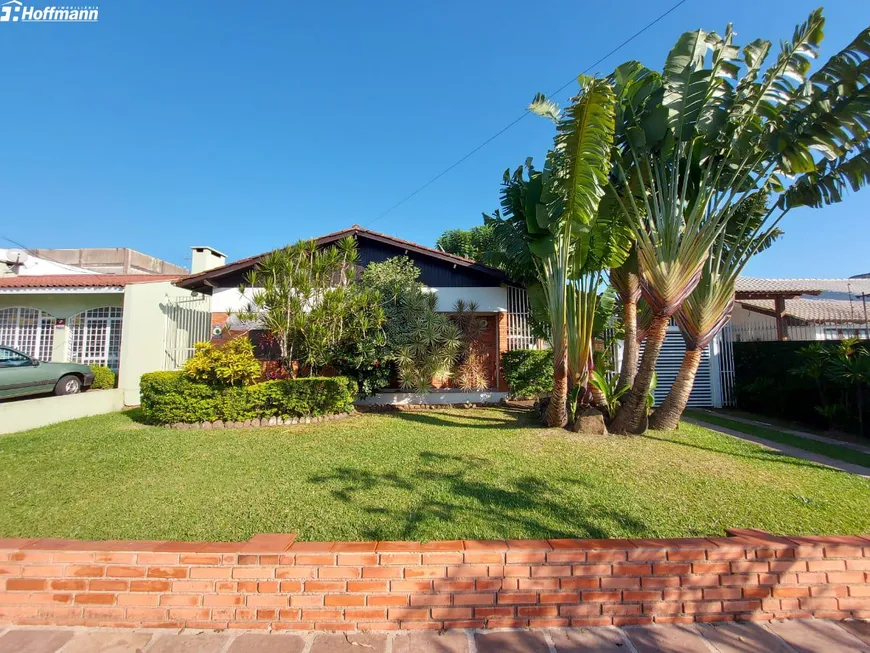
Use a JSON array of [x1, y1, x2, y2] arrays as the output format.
[[1, 620, 869, 653], [683, 417, 870, 477]]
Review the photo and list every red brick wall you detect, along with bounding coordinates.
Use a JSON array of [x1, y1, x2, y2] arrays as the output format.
[[1, 529, 868, 631]]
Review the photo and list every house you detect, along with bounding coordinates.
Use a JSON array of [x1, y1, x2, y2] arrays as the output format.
[[0, 248, 212, 405], [732, 276, 870, 341], [175, 226, 521, 395]]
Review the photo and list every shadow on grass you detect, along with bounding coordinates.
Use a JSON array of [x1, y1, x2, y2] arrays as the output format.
[[309, 450, 649, 540], [392, 407, 538, 431]]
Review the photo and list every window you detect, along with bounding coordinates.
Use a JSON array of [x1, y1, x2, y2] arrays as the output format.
[[0, 307, 56, 360], [0, 346, 33, 368], [68, 307, 124, 371]]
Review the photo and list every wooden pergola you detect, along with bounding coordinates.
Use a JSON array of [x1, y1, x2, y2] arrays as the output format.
[[734, 289, 822, 340]]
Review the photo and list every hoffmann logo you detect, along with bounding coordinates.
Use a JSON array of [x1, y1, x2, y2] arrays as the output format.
[[0, 0, 98, 22]]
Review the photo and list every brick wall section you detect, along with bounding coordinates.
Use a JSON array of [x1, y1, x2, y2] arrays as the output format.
[[3, 530, 867, 631]]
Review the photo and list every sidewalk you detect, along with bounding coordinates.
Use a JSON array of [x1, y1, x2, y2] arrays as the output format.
[[1, 620, 869, 653], [683, 417, 870, 477]]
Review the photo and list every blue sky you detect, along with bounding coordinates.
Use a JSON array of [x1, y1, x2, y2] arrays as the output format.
[[1, 0, 868, 277]]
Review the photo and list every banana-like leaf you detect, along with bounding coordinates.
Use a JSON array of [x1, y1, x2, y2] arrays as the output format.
[[663, 30, 713, 141], [782, 147, 870, 209]]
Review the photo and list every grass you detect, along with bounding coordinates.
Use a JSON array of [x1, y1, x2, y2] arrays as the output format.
[[1, 407, 869, 542], [684, 410, 870, 469]]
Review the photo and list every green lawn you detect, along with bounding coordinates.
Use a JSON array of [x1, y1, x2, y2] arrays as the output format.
[[684, 410, 870, 469], [1, 407, 869, 542]]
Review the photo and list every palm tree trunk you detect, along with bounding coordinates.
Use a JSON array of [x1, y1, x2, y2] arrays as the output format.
[[649, 347, 702, 431], [610, 314, 670, 434], [617, 298, 638, 392], [546, 349, 568, 427]]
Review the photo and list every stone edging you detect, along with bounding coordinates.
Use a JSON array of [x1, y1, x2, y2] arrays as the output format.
[[167, 411, 356, 430]]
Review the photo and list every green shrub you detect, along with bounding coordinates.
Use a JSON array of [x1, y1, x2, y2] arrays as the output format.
[[89, 365, 116, 389], [501, 349, 553, 399], [139, 372, 356, 425], [183, 339, 262, 386]]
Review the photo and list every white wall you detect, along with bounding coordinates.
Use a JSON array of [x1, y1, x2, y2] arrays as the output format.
[[0, 249, 94, 276], [0, 389, 124, 435], [118, 282, 210, 405], [211, 285, 509, 314]]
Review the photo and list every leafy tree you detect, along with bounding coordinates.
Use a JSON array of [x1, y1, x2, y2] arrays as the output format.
[[436, 225, 496, 261], [236, 238, 384, 377], [362, 257, 461, 392], [523, 77, 628, 426]]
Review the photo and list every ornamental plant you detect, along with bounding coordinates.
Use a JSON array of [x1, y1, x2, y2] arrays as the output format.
[[183, 338, 262, 386]]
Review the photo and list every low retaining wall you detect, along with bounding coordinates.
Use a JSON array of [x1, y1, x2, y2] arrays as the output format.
[[0, 389, 124, 435], [356, 391, 509, 406], [0, 529, 867, 631]]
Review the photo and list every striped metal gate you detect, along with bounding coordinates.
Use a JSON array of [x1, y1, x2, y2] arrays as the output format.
[[642, 324, 713, 407], [163, 293, 211, 370]]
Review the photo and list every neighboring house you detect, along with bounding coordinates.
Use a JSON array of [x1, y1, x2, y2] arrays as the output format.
[[175, 226, 520, 392], [733, 276, 870, 341], [0, 247, 214, 404], [0, 248, 188, 277]]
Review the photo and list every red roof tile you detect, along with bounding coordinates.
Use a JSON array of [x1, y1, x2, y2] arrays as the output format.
[[0, 274, 182, 289]]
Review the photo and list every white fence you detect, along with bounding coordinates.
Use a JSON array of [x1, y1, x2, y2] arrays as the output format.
[[731, 322, 870, 342], [163, 293, 212, 370]]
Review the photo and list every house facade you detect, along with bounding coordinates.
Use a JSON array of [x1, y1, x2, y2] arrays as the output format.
[[175, 226, 520, 392]]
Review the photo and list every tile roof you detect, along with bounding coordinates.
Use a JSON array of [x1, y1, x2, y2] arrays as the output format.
[[736, 277, 870, 295], [738, 298, 870, 324], [0, 274, 183, 289]]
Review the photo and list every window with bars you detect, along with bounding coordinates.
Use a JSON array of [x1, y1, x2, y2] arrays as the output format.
[[67, 306, 124, 371], [507, 286, 546, 350], [0, 307, 57, 360]]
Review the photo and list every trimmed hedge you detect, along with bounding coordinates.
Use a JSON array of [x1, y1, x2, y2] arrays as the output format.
[[501, 349, 553, 399], [89, 365, 116, 390], [140, 372, 356, 425]]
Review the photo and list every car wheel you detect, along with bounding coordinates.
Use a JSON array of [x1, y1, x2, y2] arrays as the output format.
[[55, 375, 82, 396]]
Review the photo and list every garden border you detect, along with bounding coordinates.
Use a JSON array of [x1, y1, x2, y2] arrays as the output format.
[[0, 529, 868, 631]]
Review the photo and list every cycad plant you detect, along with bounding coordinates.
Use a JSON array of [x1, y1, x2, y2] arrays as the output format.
[[608, 13, 870, 433]]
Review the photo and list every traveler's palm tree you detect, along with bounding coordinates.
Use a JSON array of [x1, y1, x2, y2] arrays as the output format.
[[608, 13, 870, 433]]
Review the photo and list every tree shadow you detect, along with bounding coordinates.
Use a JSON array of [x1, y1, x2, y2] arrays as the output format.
[[308, 450, 650, 541], [393, 407, 538, 431]]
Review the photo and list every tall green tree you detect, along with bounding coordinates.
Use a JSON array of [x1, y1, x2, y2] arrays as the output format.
[[607, 13, 870, 433], [436, 225, 496, 261], [236, 238, 383, 377], [525, 77, 627, 426]]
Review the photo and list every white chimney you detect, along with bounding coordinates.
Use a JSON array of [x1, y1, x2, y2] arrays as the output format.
[[190, 246, 226, 274]]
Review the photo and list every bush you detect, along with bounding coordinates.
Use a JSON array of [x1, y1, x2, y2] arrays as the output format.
[[183, 339, 262, 386], [501, 349, 553, 399], [139, 372, 356, 425], [89, 365, 116, 389]]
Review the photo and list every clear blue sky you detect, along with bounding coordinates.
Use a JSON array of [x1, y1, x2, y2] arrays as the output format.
[[1, 0, 868, 277]]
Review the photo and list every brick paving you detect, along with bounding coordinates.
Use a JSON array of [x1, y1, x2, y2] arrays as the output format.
[[1, 620, 869, 652]]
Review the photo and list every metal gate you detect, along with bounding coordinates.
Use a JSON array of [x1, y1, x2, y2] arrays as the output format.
[[718, 322, 737, 407], [163, 293, 211, 370]]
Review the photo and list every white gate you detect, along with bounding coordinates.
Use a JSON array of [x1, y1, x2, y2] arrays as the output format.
[[163, 293, 211, 370], [718, 322, 737, 407]]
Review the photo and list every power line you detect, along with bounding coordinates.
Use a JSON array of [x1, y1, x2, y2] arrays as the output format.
[[366, 0, 690, 227]]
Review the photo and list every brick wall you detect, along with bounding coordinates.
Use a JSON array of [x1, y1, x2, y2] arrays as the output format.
[[1, 530, 868, 631]]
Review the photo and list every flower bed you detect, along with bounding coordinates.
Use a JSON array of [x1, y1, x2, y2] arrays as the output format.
[[139, 371, 356, 425]]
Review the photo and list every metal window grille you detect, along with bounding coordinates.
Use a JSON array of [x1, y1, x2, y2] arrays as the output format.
[[718, 322, 736, 407], [163, 293, 212, 370], [507, 286, 546, 350], [68, 307, 124, 371], [0, 307, 56, 360]]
